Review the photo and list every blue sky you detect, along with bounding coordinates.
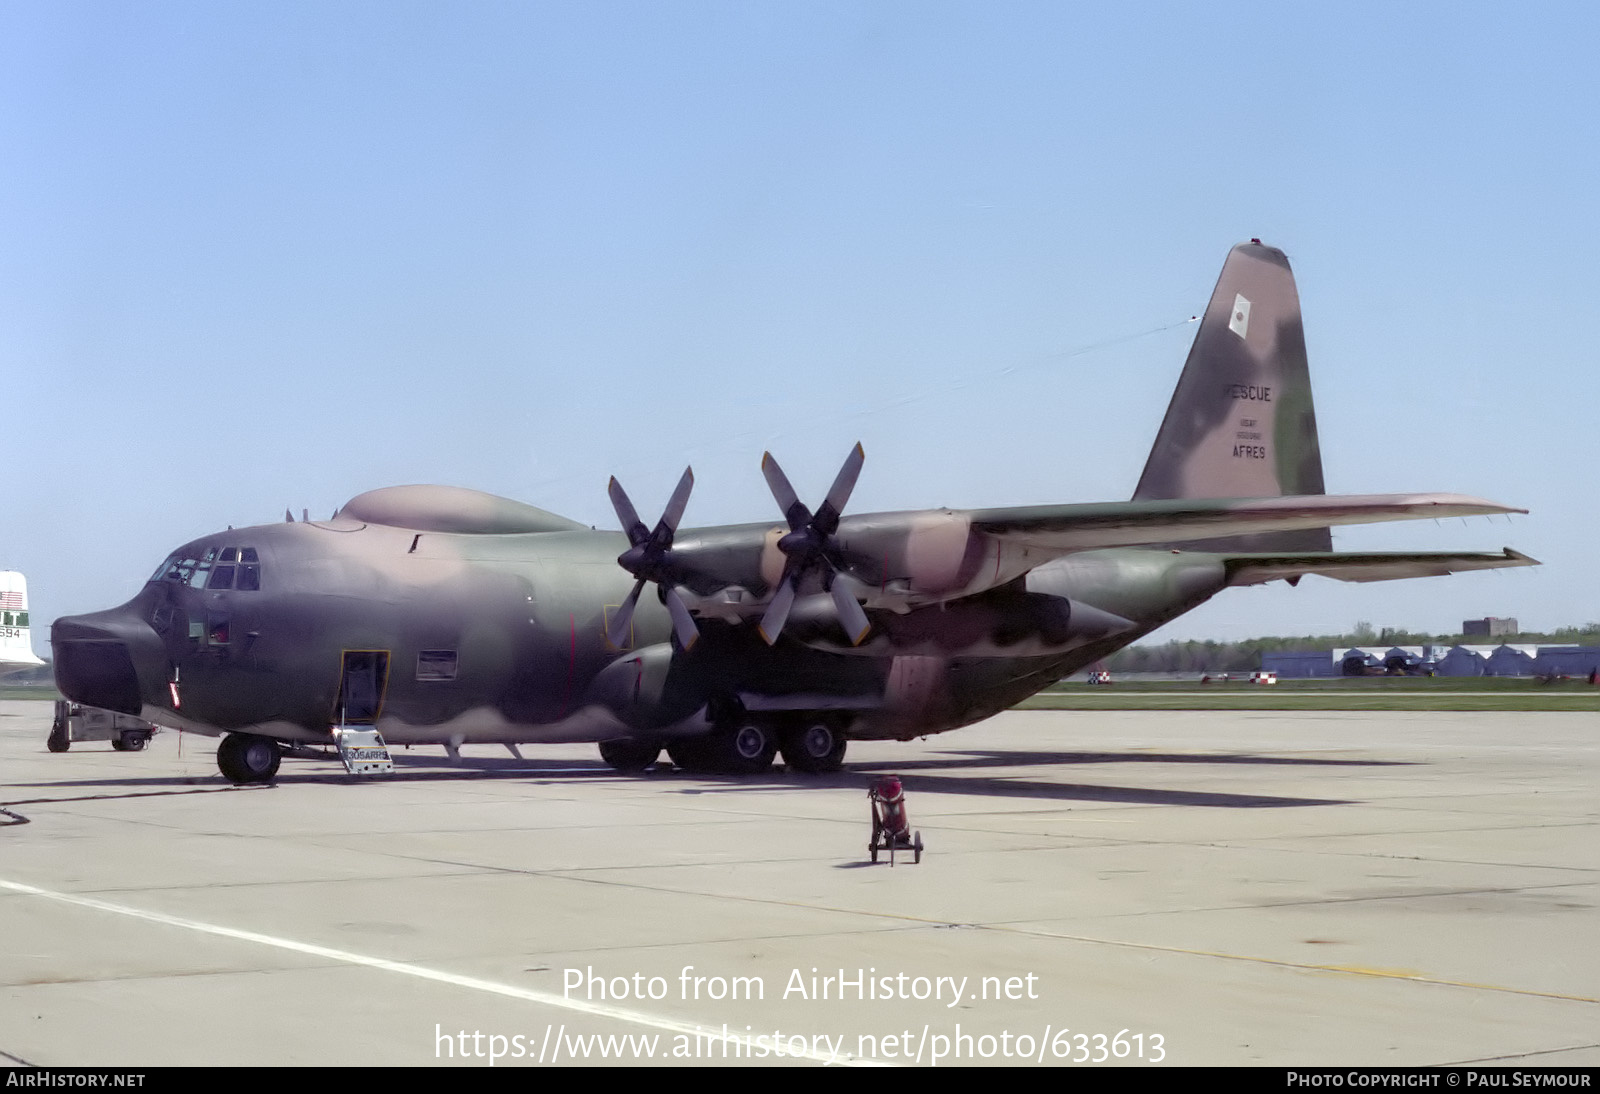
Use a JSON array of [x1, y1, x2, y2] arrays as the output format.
[[3, 2, 1595, 644]]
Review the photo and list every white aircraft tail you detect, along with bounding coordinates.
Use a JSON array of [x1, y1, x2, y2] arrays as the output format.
[[0, 571, 46, 666]]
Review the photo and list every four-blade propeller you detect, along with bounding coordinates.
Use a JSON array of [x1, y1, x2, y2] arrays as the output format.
[[606, 467, 699, 652], [604, 445, 872, 651], [758, 443, 871, 646]]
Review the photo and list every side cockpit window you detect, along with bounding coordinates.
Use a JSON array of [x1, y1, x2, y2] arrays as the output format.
[[155, 546, 263, 591]]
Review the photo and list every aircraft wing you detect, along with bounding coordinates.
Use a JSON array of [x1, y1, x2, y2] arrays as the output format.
[[964, 493, 1523, 552], [667, 491, 1527, 632], [1222, 548, 1539, 586]]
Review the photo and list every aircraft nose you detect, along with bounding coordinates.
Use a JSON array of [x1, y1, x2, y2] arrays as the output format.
[[52, 607, 166, 716]]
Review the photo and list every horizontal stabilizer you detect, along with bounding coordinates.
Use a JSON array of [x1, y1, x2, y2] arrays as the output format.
[[1223, 548, 1538, 587]]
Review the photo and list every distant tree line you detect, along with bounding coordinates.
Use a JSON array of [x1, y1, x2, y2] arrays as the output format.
[[1104, 622, 1600, 674]]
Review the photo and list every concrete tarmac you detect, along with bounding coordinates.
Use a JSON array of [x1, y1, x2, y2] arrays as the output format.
[[0, 700, 1594, 1067]]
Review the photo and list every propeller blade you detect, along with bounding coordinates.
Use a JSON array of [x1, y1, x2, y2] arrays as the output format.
[[658, 467, 694, 537], [608, 478, 649, 547], [758, 575, 797, 645], [607, 579, 646, 648], [606, 471, 702, 648], [761, 452, 811, 531], [830, 580, 871, 646], [663, 588, 700, 652], [815, 443, 864, 534]]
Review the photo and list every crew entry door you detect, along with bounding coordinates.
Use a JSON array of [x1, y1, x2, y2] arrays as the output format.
[[336, 650, 389, 725]]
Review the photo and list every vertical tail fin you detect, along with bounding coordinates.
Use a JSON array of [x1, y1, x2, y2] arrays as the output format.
[[0, 571, 46, 666], [1134, 240, 1331, 552]]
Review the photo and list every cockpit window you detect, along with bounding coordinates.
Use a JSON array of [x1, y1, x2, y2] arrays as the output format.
[[152, 556, 211, 587], [154, 547, 263, 590]]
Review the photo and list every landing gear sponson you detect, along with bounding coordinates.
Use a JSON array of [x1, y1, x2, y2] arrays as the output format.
[[215, 720, 847, 782], [599, 717, 848, 776]]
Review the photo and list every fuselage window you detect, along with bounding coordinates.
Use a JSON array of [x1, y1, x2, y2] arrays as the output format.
[[416, 650, 459, 681], [208, 565, 236, 590], [236, 564, 261, 591]]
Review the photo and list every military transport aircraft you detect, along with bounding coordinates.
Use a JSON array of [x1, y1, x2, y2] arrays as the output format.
[[52, 242, 1535, 784]]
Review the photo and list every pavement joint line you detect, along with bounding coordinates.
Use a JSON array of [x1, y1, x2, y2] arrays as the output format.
[[0, 876, 883, 1068], [344, 859, 1600, 1007], [1000, 878, 1599, 923], [1448, 1043, 1600, 1065], [24, 869, 489, 896], [985, 923, 1600, 1004]]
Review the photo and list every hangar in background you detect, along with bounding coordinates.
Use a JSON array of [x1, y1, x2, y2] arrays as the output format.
[[1262, 644, 1600, 678]]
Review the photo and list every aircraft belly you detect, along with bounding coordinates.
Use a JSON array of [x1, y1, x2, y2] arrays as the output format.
[[372, 704, 708, 746]]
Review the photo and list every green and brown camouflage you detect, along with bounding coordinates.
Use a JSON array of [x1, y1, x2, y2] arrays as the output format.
[[52, 243, 1537, 782]]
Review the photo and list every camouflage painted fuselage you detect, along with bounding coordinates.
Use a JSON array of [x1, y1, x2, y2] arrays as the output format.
[[52, 507, 1225, 746]]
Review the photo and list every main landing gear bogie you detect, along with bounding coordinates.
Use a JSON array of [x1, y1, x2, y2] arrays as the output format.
[[600, 717, 850, 777], [666, 720, 778, 775], [598, 738, 662, 773], [217, 732, 281, 785], [779, 720, 848, 774]]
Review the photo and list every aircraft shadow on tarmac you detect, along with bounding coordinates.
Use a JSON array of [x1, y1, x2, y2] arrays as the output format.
[[9, 744, 1399, 808], [676, 747, 1406, 808], [688, 769, 1357, 809]]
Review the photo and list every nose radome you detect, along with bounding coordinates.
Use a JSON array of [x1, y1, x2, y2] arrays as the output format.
[[52, 608, 166, 716]]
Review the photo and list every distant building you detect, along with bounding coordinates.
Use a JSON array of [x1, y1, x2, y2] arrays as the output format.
[[1437, 645, 1495, 677], [1484, 644, 1540, 676], [1262, 641, 1596, 680], [1261, 650, 1337, 678], [1383, 646, 1437, 673], [1463, 617, 1518, 637], [1531, 646, 1600, 678], [1333, 647, 1387, 676]]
